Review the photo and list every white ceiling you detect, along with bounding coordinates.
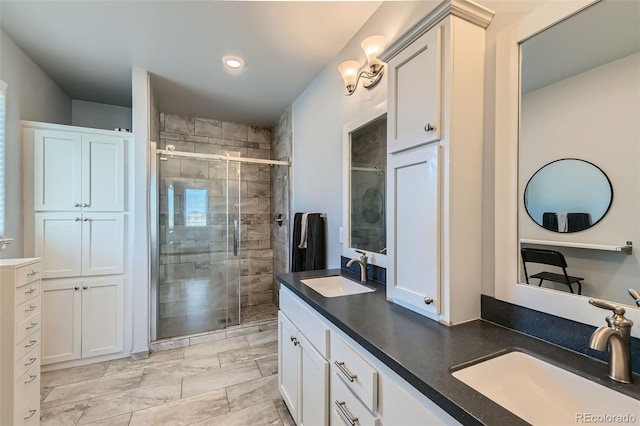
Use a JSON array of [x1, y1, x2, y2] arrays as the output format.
[[0, 1, 382, 127]]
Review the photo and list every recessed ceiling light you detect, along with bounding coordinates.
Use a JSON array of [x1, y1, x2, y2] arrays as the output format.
[[222, 55, 245, 69]]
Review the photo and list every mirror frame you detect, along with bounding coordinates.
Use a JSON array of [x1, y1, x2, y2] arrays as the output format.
[[494, 0, 640, 336], [342, 101, 387, 267]]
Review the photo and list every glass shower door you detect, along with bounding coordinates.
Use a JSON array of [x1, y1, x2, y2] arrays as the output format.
[[157, 156, 241, 339]]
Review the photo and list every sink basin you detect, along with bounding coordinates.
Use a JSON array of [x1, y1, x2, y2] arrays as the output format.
[[452, 351, 639, 425], [300, 276, 375, 298]]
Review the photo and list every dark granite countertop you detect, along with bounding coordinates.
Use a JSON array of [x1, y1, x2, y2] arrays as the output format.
[[276, 269, 640, 426]]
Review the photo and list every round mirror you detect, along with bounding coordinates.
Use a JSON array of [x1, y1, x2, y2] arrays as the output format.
[[524, 159, 613, 233]]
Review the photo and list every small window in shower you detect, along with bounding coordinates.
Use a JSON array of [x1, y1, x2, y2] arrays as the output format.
[[185, 188, 208, 227]]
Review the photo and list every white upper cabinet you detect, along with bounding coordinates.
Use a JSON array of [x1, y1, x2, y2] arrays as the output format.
[[387, 27, 442, 154], [34, 128, 125, 212]]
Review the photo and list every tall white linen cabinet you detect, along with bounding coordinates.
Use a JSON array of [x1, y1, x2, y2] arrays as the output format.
[[381, 0, 494, 324], [23, 122, 130, 366]]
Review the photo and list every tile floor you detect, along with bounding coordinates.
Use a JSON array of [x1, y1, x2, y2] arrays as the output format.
[[40, 319, 294, 426]]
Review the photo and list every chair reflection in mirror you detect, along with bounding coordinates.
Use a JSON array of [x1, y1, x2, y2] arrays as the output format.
[[541, 212, 592, 233], [521, 248, 584, 295]]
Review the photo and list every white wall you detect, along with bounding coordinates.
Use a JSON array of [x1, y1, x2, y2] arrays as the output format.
[[71, 99, 132, 131], [0, 31, 71, 259]]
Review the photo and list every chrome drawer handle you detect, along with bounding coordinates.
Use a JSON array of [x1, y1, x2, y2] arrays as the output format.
[[424, 123, 435, 132], [24, 339, 37, 348], [26, 270, 39, 277], [26, 322, 38, 330], [335, 401, 358, 426], [25, 304, 37, 312], [290, 336, 299, 346], [24, 374, 37, 384], [25, 287, 36, 295], [24, 357, 37, 366], [24, 409, 37, 420], [334, 361, 357, 383]]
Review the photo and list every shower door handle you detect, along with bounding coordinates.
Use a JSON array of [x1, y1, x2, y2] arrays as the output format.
[[233, 219, 239, 257]]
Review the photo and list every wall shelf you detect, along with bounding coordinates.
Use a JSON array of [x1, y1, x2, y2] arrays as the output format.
[[520, 239, 632, 254]]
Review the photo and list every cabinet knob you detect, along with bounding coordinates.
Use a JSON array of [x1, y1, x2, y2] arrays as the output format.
[[290, 336, 299, 346], [75, 217, 82, 221], [424, 123, 435, 132], [82, 203, 90, 207], [83, 217, 90, 221], [74, 286, 80, 291], [74, 203, 81, 207], [424, 297, 434, 305], [83, 286, 88, 290]]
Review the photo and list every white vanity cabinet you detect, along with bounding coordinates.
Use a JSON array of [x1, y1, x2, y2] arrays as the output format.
[[1, 258, 42, 426], [380, 0, 494, 325], [41, 276, 124, 365]]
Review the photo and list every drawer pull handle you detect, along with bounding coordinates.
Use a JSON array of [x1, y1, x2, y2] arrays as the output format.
[[290, 336, 299, 346], [26, 322, 38, 330], [25, 287, 37, 295], [25, 374, 38, 384], [24, 357, 37, 366], [24, 409, 37, 420], [25, 304, 37, 312], [335, 401, 358, 426], [424, 123, 435, 132], [26, 270, 39, 277], [24, 339, 37, 348], [334, 361, 357, 382]]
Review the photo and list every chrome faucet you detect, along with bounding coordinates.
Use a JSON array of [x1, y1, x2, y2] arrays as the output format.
[[347, 250, 368, 283], [588, 299, 633, 384]]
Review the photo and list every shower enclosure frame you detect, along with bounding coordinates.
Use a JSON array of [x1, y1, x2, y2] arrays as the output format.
[[149, 145, 289, 341]]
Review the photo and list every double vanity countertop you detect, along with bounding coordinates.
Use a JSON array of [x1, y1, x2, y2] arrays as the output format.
[[277, 269, 640, 426]]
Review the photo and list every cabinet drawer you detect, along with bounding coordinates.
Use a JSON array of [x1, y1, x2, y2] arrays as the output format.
[[15, 295, 41, 324], [14, 398, 40, 426], [331, 334, 378, 412], [14, 363, 40, 416], [16, 263, 42, 287], [279, 286, 299, 324], [15, 281, 41, 306], [15, 344, 40, 381], [331, 372, 380, 426], [297, 302, 329, 357], [16, 313, 41, 343], [15, 333, 40, 362]]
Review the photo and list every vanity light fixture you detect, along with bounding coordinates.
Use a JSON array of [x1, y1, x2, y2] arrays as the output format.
[[338, 35, 387, 96], [222, 55, 245, 70]]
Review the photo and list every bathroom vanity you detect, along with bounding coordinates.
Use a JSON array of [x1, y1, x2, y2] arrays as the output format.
[[277, 270, 640, 425]]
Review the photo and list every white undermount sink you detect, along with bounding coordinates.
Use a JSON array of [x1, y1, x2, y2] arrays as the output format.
[[300, 275, 375, 298], [452, 351, 639, 425]]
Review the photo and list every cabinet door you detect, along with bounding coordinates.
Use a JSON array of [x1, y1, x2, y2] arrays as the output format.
[[278, 311, 300, 423], [41, 279, 82, 365], [81, 213, 124, 276], [35, 213, 83, 279], [387, 26, 442, 154], [81, 134, 125, 211], [34, 129, 82, 211], [299, 333, 329, 426], [387, 144, 441, 318], [81, 276, 124, 357]]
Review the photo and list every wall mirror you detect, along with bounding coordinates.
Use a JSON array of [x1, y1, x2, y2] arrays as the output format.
[[343, 102, 387, 267], [524, 158, 613, 233], [495, 0, 640, 332]]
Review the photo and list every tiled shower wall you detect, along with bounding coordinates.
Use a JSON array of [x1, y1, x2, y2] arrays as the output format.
[[270, 106, 292, 306], [159, 113, 274, 313]]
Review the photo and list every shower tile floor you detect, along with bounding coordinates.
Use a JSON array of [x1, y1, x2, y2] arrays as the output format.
[[40, 318, 293, 425]]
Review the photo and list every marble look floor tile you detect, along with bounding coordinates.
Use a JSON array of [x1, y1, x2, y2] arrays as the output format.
[[40, 399, 88, 426], [218, 341, 278, 367], [190, 400, 281, 426], [245, 329, 277, 347], [77, 381, 182, 425], [256, 354, 278, 377], [226, 375, 279, 412], [274, 398, 295, 426], [129, 389, 228, 426], [84, 412, 132, 426], [181, 361, 262, 398], [139, 357, 221, 387], [41, 386, 53, 403], [104, 348, 184, 376], [189, 330, 227, 346], [184, 335, 248, 360], [259, 321, 278, 332], [41, 361, 110, 388], [226, 325, 260, 338], [43, 370, 143, 408]]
